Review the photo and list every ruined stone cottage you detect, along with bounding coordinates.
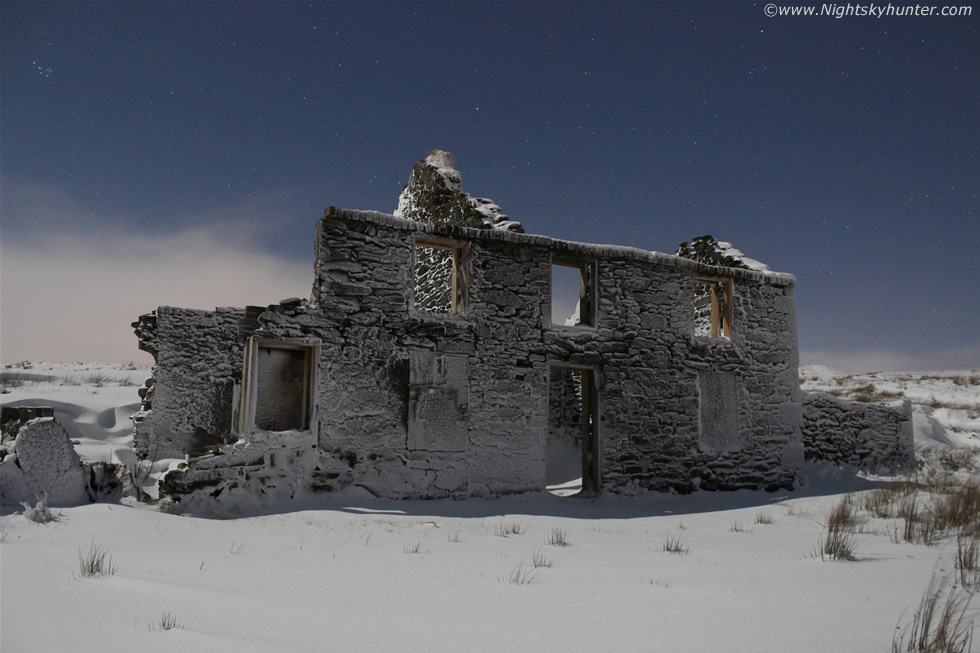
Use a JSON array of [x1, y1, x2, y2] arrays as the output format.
[[133, 151, 911, 509]]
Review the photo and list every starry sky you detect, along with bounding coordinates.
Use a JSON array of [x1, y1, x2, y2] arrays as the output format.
[[1, 1, 977, 371]]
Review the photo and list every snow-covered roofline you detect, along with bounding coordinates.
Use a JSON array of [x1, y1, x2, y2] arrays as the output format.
[[323, 207, 797, 287]]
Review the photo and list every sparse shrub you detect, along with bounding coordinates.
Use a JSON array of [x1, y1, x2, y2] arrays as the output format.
[[851, 383, 903, 403], [918, 447, 979, 480], [863, 487, 901, 519], [931, 483, 980, 533], [149, 613, 182, 631], [20, 495, 58, 523], [891, 575, 974, 653], [495, 521, 526, 537], [76, 371, 129, 387], [825, 495, 856, 531], [662, 534, 688, 554], [447, 531, 462, 543], [815, 497, 858, 560], [815, 524, 858, 561], [507, 560, 538, 585], [754, 510, 774, 525], [230, 541, 245, 555], [729, 520, 746, 533], [779, 502, 809, 517], [403, 541, 423, 554], [956, 531, 980, 588], [952, 374, 979, 387], [0, 370, 55, 390], [925, 399, 973, 411], [547, 527, 568, 547], [850, 383, 877, 402], [531, 548, 553, 568], [891, 494, 931, 544], [77, 544, 116, 578]]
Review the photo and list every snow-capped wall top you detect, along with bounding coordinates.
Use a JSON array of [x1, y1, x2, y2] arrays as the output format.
[[424, 149, 460, 177], [394, 150, 524, 233], [676, 235, 770, 272]]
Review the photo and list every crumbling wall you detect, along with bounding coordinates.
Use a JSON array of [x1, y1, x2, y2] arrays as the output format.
[[133, 306, 247, 459], [541, 242, 803, 494], [149, 208, 806, 507], [302, 211, 550, 498], [0, 417, 89, 506], [802, 393, 913, 472]]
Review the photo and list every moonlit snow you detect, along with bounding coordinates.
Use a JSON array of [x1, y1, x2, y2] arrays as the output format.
[[2, 362, 978, 651]]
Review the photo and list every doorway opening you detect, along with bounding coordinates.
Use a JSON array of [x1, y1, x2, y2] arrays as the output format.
[[546, 365, 599, 496]]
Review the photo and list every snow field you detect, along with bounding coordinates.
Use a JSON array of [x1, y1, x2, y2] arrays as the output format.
[[0, 489, 969, 653], [2, 362, 979, 651]]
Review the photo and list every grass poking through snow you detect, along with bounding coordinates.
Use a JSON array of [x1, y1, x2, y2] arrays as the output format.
[[547, 527, 568, 547], [891, 574, 974, 653], [506, 560, 538, 585], [532, 548, 554, 568], [662, 533, 688, 554], [76, 544, 116, 578], [149, 613, 182, 632]]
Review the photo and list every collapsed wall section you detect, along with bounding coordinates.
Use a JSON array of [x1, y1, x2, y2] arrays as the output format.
[[133, 306, 248, 460], [802, 393, 913, 472]]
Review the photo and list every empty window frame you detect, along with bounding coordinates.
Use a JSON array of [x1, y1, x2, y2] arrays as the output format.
[[551, 256, 596, 327], [240, 337, 319, 439], [693, 276, 733, 338], [414, 238, 466, 314]]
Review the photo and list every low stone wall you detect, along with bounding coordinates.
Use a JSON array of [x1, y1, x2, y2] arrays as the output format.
[[802, 393, 913, 473]]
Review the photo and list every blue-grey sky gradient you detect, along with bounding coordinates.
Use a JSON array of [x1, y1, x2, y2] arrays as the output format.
[[1, 1, 977, 371]]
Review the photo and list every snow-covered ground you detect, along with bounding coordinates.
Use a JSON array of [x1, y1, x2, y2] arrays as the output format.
[[2, 362, 979, 652]]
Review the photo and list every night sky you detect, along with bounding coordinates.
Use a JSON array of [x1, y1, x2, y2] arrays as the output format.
[[1, 1, 977, 371]]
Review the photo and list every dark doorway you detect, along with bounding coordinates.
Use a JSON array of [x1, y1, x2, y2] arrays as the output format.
[[547, 366, 599, 496], [254, 345, 311, 432]]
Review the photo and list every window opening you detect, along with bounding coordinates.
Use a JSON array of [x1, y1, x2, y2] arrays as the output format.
[[240, 338, 318, 440], [551, 258, 595, 327], [693, 276, 732, 338], [546, 366, 599, 496], [414, 240, 465, 314]]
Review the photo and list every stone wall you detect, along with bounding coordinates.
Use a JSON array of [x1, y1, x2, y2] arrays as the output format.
[[146, 208, 807, 507], [541, 239, 803, 493], [0, 417, 89, 506], [133, 306, 249, 460], [802, 393, 913, 472]]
